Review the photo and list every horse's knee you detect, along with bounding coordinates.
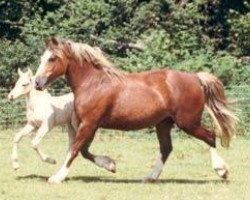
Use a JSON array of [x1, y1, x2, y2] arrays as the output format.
[[80, 149, 88, 158]]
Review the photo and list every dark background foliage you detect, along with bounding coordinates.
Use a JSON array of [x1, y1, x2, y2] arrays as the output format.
[[0, 0, 249, 88], [0, 0, 249, 134]]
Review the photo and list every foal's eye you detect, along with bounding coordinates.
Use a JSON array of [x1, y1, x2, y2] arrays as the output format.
[[22, 83, 29, 87]]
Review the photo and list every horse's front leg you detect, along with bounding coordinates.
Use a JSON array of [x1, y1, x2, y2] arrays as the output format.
[[48, 120, 98, 184], [70, 114, 116, 173], [12, 123, 35, 170], [80, 138, 116, 173], [32, 123, 56, 164]]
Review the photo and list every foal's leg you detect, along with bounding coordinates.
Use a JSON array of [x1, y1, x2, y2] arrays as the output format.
[[32, 123, 56, 164], [48, 121, 98, 184], [12, 123, 35, 170], [177, 122, 229, 179], [142, 119, 174, 182]]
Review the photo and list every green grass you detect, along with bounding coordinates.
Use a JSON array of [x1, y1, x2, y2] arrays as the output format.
[[0, 129, 249, 200]]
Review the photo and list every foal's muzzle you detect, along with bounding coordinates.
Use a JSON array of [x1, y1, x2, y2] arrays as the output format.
[[7, 94, 14, 101], [34, 77, 48, 91]]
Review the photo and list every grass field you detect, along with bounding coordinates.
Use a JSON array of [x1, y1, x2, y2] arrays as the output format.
[[0, 128, 249, 200]]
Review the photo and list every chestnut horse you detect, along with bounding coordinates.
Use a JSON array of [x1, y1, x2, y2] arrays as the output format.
[[35, 38, 237, 184]]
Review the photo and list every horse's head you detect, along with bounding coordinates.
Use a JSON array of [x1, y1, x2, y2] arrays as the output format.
[[35, 37, 123, 90], [8, 68, 33, 101], [35, 37, 69, 90]]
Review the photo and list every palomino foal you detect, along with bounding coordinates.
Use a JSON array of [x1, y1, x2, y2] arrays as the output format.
[[8, 68, 115, 172]]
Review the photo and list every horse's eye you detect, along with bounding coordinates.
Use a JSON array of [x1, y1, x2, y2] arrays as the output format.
[[22, 83, 29, 87], [48, 56, 57, 62]]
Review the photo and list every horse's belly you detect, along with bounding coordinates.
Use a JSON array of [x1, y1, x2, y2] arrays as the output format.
[[101, 114, 167, 130], [101, 90, 169, 130]]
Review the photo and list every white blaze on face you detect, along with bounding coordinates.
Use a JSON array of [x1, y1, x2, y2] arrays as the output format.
[[35, 50, 53, 77]]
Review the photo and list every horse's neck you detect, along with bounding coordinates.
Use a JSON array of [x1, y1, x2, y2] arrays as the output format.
[[25, 88, 49, 111], [66, 62, 109, 93]]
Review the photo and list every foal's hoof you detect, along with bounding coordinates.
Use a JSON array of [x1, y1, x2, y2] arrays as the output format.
[[108, 162, 116, 173], [215, 168, 229, 179], [45, 157, 56, 165], [48, 176, 62, 184], [12, 163, 20, 171]]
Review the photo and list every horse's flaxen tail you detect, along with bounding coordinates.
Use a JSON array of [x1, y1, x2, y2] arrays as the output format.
[[197, 72, 238, 147]]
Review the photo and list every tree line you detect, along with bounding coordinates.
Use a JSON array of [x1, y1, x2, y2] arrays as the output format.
[[0, 0, 249, 89]]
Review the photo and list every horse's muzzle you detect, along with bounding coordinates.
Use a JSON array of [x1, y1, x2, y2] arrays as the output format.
[[35, 77, 48, 90]]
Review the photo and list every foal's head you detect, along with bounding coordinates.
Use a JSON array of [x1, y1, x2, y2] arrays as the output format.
[[8, 68, 33, 101]]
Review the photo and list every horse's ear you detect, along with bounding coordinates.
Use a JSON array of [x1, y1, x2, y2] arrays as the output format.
[[27, 68, 33, 76], [17, 68, 23, 76], [51, 37, 59, 46], [44, 37, 58, 48]]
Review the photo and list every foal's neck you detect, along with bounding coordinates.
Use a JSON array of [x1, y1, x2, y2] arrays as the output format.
[[25, 88, 48, 110]]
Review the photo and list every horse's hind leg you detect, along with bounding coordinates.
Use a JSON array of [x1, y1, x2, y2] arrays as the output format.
[[80, 135, 116, 173], [176, 118, 229, 179], [210, 146, 229, 179], [142, 118, 174, 182]]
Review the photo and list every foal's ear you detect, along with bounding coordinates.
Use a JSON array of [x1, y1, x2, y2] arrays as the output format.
[[27, 68, 33, 76], [17, 68, 23, 76]]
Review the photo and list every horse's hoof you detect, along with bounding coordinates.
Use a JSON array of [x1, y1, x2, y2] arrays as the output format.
[[45, 157, 56, 165], [96, 156, 116, 173], [141, 177, 158, 183]]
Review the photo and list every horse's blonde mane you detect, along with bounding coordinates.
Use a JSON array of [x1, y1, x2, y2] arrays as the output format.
[[48, 39, 124, 80]]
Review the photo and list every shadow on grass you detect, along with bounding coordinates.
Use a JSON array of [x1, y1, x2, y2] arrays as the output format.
[[16, 174, 229, 185]]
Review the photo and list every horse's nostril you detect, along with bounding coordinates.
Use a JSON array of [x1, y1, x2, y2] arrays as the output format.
[[35, 79, 39, 88]]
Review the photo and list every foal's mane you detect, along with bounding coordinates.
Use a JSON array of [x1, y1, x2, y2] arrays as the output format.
[[47, 38, 124, 80]]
